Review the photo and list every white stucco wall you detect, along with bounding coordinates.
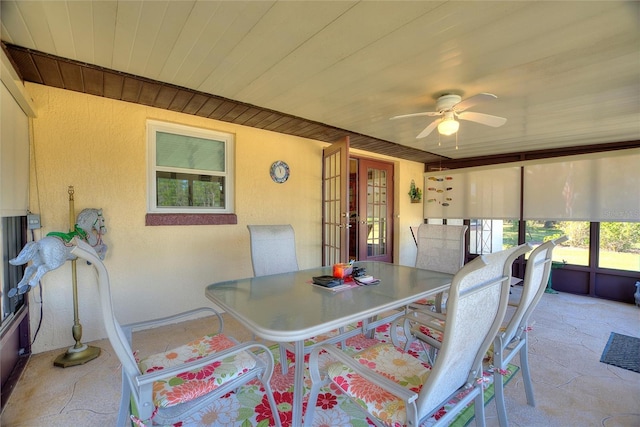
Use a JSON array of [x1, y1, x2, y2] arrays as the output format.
[[23, 83, 425, 353]]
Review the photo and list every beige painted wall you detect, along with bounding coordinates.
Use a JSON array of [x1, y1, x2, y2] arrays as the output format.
[[24, 83, 425, 353]]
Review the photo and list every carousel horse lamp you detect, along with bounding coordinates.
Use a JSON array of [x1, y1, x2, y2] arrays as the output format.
[[9, 187, 108, 367], [8, 208, 107, 296]]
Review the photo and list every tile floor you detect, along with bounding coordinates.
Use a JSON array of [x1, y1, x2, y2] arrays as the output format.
[[2, 288, 639, 427]]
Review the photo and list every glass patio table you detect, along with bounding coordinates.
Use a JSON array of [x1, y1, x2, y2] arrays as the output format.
[[205, 261, 453, 426]]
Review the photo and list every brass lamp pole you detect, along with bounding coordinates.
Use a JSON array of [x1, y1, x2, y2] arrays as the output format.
[[53, 186, 101, 367]]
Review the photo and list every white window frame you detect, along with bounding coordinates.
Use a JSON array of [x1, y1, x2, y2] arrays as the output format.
[[147, 120, 235, 214]]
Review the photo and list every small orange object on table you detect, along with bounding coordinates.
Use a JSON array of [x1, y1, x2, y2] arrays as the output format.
[[333, 263, 353, 279]]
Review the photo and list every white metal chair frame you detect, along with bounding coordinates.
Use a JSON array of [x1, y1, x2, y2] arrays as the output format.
[[247, 224, 299, 276], [492, 236, 568, 427], [247, 224, 350, 375], [70, 239, 281, 427], [414, 223, 468, 312], [395, 244, 532, 362], [304, 245, 527, 427]]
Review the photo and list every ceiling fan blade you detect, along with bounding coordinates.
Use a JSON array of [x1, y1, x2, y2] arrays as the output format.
[[416, 118, 441, 138], [453, 93, 497, 112], [390, 111, 440, 120], [458, 111, 507, 127]]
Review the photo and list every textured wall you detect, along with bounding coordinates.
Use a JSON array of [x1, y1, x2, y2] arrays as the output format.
[[24, 82, 424, 353]]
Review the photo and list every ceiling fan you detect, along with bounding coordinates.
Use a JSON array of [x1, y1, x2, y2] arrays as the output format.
[[390, 93, 507, 139]]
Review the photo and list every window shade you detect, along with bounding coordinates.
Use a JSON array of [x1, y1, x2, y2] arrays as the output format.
[[423, 166, 521, 219], [523, 148, 640, 221], [156, 131, 225, 172]]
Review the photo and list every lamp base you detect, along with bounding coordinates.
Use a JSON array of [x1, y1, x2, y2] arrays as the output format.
[[53, 344, 101, 368]]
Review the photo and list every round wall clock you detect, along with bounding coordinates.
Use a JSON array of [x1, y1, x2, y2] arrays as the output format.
[[270, 160, 290, 183]]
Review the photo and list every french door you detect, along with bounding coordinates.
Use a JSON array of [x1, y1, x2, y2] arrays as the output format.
[[322, 137, 349, 265], [355, 158, 393, 263], [322, 138, 394, 265]]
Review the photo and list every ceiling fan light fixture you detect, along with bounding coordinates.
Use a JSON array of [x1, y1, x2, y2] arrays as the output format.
[[437, 118, 459, 136]]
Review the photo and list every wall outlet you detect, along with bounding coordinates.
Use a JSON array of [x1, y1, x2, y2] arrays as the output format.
[[27, 214, 41, 229]]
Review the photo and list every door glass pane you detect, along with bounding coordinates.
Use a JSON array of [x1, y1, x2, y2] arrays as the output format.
[[598, 222, 640, 271], [323, 150, 342, 265], [367, 168, 387, 257], [348, 159, 358, 261]]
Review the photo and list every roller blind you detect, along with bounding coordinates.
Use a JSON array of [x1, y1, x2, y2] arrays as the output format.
[[156, 131, 225, 172], [423, 165, 521, 219], [523, 148, 640, 221]]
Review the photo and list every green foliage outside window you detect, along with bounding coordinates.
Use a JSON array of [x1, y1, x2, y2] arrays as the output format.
[[157, 174, 224, 208]]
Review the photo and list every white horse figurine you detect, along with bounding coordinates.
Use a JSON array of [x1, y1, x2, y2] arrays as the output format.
[[8, 208, 107, 297]]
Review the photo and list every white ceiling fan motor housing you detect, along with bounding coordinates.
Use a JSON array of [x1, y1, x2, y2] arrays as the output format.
[[436, 94, 462, 113]]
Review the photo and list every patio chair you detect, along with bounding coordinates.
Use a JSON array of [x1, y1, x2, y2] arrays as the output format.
[[490, 236, 568, 427], [304, 245, 515, 427], [414, 223, 468, 312], [247, 224, 299, 276], [70, 239, 281, 427], [395, 244, 531, 363], [247, 224, 347, 373]]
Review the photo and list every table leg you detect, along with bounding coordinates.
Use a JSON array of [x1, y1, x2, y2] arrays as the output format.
[[292, 339, 305, 427]]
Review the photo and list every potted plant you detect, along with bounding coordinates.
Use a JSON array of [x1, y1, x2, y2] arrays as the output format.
[[408, 179, 422, 203]]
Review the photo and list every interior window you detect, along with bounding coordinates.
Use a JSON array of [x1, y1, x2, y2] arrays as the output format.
[[147, 120, 234, 214]]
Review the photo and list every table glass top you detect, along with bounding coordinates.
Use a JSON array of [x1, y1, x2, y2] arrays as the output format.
[[205, 261, 452, 341]]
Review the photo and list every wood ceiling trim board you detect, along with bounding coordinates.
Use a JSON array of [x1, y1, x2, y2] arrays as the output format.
[[138, 81, 163, 107], [209, 100, 238, 120], [307, 127, 340, 141], [240, 109, 274, 127], [218, 104, 252, 122], [273, 117, 312, 134], [194, 97, 224, 118], [103, 71, 124, 100], [294, 122, 326, 139], [58, 61, 84, 92], [154, 86, 179, 110], [316, 128, 346, 142], [233, 107, 262, 125], [32, 54, 63, 88], [262, 115, 295, 132], [167, 89, 195, 112], [81, 67, 104, 97], [253, 112, 281, 129], [182, 93, 209, 115], [1, 47, 41, 83], [121, 77, 143, 103]]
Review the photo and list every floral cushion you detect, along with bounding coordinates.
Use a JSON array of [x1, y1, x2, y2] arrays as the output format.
[[326, 342, 431, 426], [137, 333, 257, 409], [414, 318, 445, 343]]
